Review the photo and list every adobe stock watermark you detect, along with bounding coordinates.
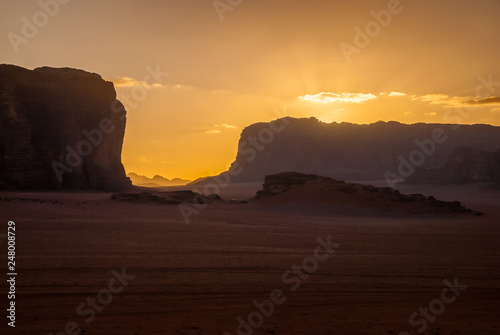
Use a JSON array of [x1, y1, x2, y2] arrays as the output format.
[[340, 0, 409, 64], [7, 0, 71, 54], [398, 277, 466, 335], [178, 107, 291, 224], [223, 235, 341, 335], [117, 64, 169, 111], [51, 65, 168, 184], [213, 0, 243, 21], [51, 118, 117, 183], [47, 268, 135, 335], [384, 74, 500, 188]]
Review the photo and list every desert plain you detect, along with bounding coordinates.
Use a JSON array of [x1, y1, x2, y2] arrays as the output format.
[[1, 183, 499, 335]]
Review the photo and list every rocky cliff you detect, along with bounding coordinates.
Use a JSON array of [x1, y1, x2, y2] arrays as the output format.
[[0, 64, 131, 190], [198, 117, 500, 185], [405, 146, 500, 184]]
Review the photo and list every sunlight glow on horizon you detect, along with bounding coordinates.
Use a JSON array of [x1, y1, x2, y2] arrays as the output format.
[[3, 1, 498, 181], [118, 86, 500, 180]]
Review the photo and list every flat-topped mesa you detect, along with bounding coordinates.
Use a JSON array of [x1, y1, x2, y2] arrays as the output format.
[[0, 64, 131, 191], [208, 117, 500, 185]]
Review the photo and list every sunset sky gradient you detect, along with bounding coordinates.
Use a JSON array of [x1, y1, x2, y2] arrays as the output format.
[[2, 0, 500, 179]]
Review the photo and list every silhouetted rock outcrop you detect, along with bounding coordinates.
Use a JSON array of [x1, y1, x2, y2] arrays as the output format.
[[255, 172, 482, 215], [193, 117, 500, 186], [256, 172, 332, 198], [0, 64, 131, 190], [405, 146, 500, 184]]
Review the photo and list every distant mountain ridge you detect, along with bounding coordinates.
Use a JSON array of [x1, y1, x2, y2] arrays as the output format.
[[127, 172, 191, 187], [191, 117, 500, 187]]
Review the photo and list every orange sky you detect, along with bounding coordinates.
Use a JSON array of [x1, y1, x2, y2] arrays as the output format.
[[2, 0, 500, 180]]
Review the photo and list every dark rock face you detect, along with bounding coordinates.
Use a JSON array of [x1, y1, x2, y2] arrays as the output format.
[[256, 172, 331, 198], [0, 64, 131, 190], [405, 146, 500, 184], [214, 117, 500, 184]]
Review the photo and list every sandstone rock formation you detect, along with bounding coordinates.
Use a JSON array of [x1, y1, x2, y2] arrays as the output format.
[[256, 172, 330, 198], [255, 172, 482, 215], [405, 146, 500, 184], [0, 64, 131, 190], [194, 117, 500, 186]]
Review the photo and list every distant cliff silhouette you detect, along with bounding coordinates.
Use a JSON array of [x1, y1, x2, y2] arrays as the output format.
[[193, 117, 500, 186], [405, 146, 500, 184], [0, 64, 131, 190], [127, 172, 190, 187]]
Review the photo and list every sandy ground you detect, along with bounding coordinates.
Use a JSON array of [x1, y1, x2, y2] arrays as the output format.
[[0, 185, 499, 335]]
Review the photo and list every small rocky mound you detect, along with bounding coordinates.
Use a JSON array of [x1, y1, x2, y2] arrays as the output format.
[[111, 191, 222, 205], [255, 172, 482, 216]]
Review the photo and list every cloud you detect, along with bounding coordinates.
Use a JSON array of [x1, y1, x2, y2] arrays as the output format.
[[411, 94, 500, 108], [205, 129, 222, 134], [412, 94, 467, 107], [389, 92, 406, 97], [205, 123, 237, 134], [173, 84, 195, 90], [414, 94, 449, 103], [466, 96, 500, 106], [299, 92, 377, 104], [109, 76, 165, 89], [138, 157, 153, 163], [215, 123, 236, 129]]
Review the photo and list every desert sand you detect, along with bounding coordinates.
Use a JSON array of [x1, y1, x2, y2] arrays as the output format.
[[1, 184, 499, 335]]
